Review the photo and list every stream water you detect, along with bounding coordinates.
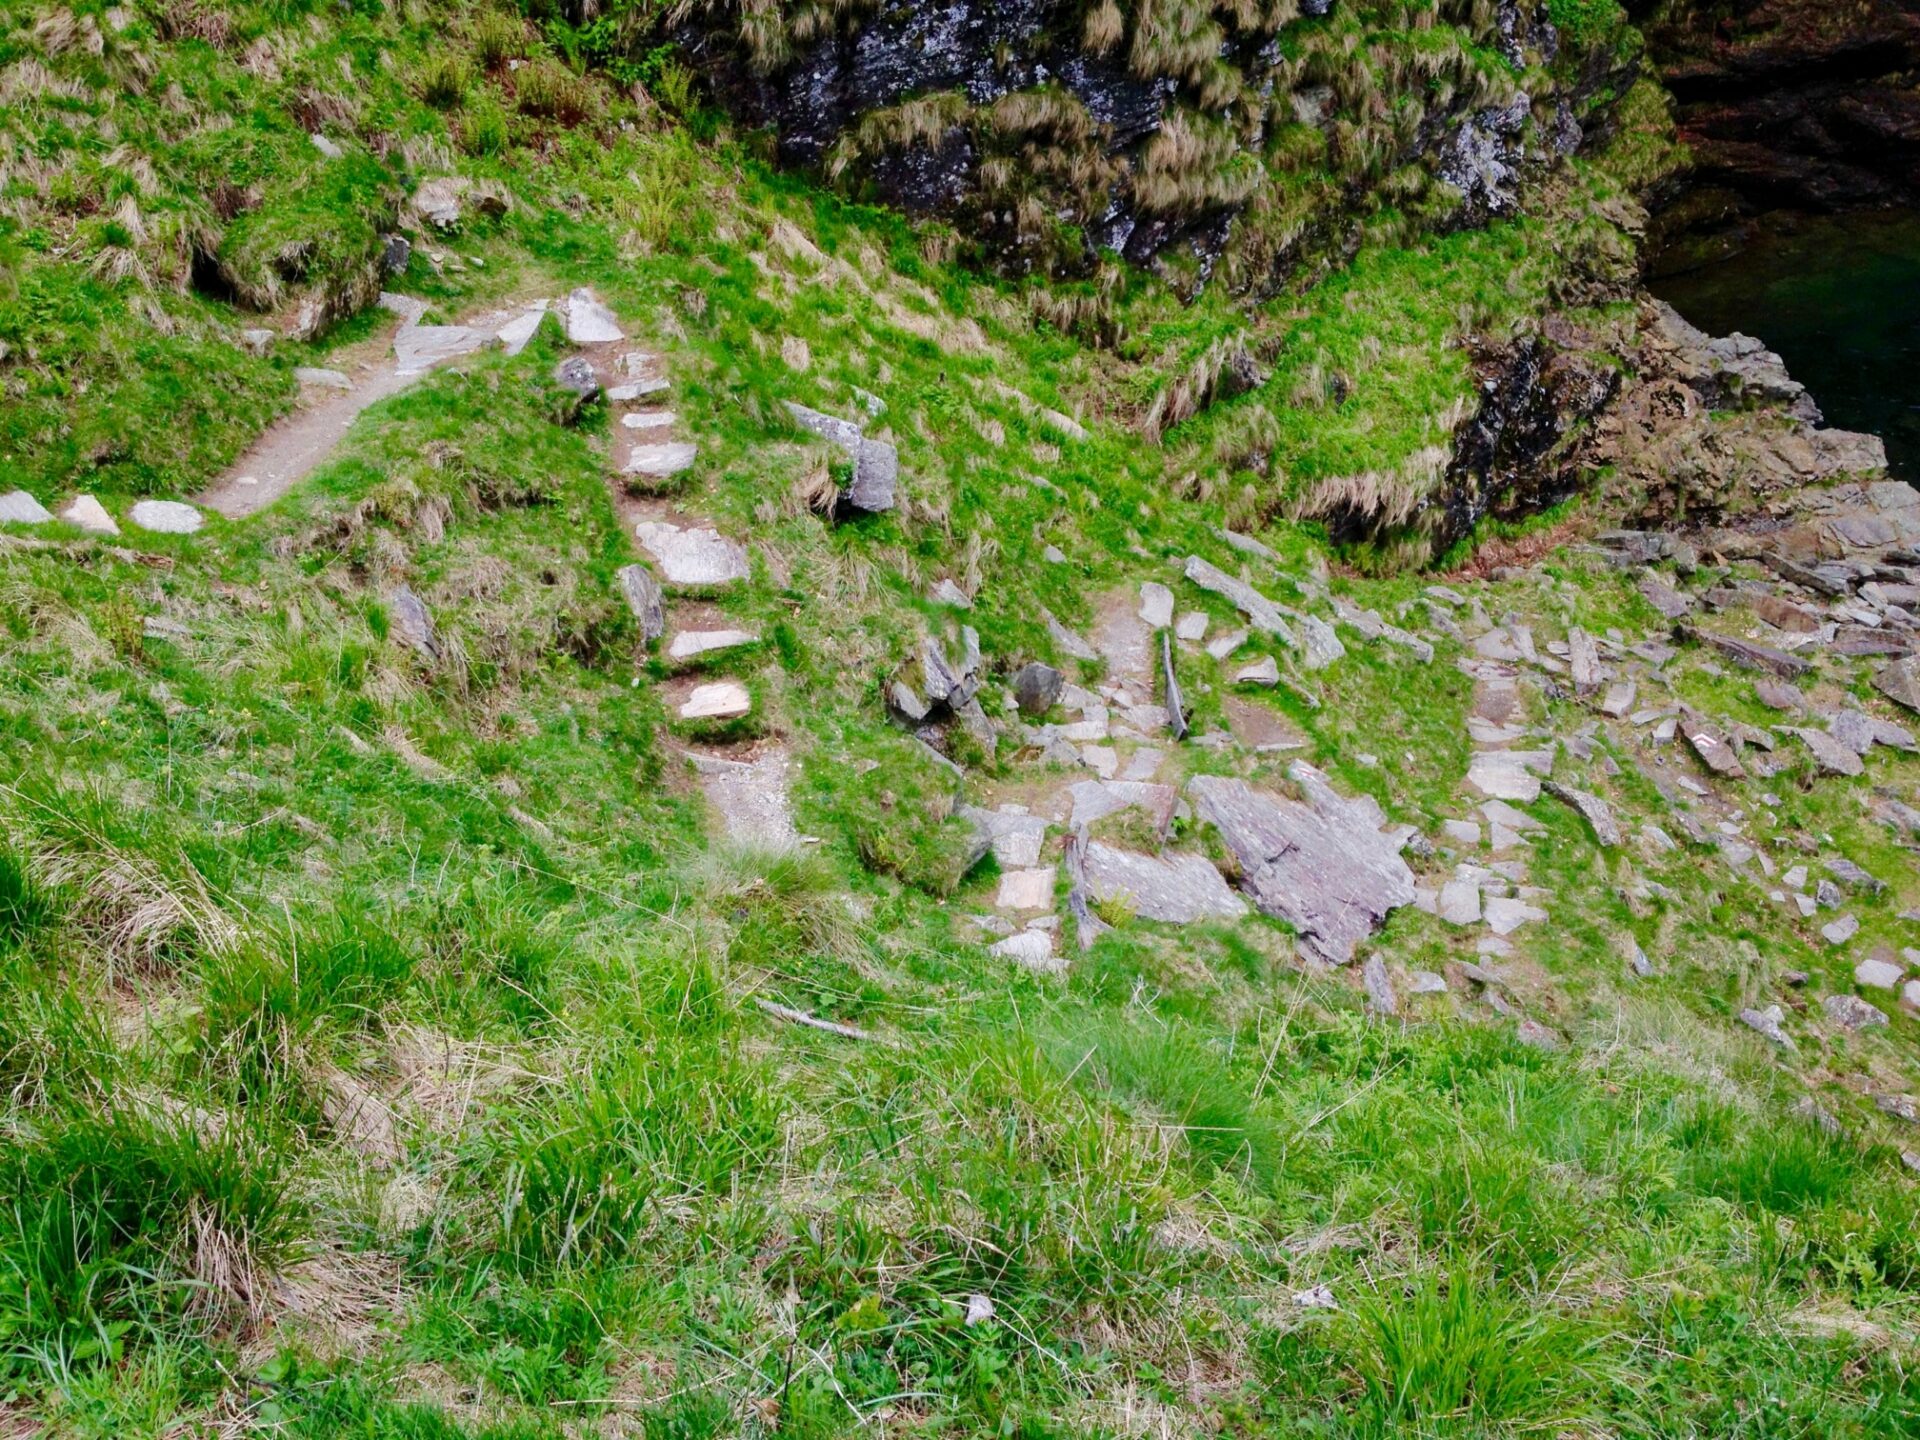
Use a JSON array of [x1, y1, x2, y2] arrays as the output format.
[[1649, 208, 1920, 482]]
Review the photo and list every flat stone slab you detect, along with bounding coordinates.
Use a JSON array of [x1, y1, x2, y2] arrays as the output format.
[[1175, 611, 1209, 642], [1139, 582, 1175, 629], [634, 521, 749, 587], [1188, 765, 1414, 965], [1183, 555, 1296, 647], [608, 379, 670, 402], [1795, 727, 1866, 777], [1206, 628, 1249, 660], [1467, 754, 1543, 802], [59, 494, 118, 534], [1235, 656, 1280, 686], [0, 490, 53, 525], [496, 307, 546, 355], [393, 325, 489, 375], [1083, 843, 1247, 924], [621, 410, 676, 431], [1437, 877, 1482, 926], [996, 866, 1057, 911], [1854, 955, 1904, 991], [989, 929, 1062, 973], [128, 500, 204, 534], [1484, 895, 1548, 935], [295, 366, 352, 389], [687, 746, 797, 848], [565, 288, 623, 344], [1543, 782, 1621, 846], [680, 681, 751, 720], [668, 628, 759, 661], [1067, 780, 1177, 835], [624, 442, 698, 479], [958, 806, 1049, 869]]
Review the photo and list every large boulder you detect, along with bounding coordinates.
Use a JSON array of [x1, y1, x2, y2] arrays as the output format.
[[1187, 765, 1415, 964]]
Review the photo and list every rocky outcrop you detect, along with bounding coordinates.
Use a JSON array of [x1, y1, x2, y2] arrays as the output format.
[[674, 0, 1628, 286]]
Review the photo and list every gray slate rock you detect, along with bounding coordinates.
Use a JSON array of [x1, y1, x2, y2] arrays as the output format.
[[1188, 765, 1415, 965], [1012, 662, 1065, 717], [386, 586, 440, 661], [1542, 781, 1620, 846], [616, 564, 666, 643], [1824, 993, 1888, 1030], [128, 500, 203, 534], [0, 491, 53, 525], [553, 356, 601, 411], [1081, 842, 1247, 924], [1874, 656, 1920, 713], [1739, 1005, 1796, 1051], [1183, 555, 1296, 647]]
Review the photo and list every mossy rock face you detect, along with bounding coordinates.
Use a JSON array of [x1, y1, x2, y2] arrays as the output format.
[[676, 0, 1630, 283]]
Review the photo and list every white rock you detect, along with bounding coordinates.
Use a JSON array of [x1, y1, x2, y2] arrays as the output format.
[[1441, 820, 1481, 847], [1081, 744, 1118, 779], [621, 410, 676, 431], [496, 308, 546, 355], [996, 866, 1057, 911], [989, 929, 1062, 972], [1206, 628, 1249, 661], [310, 132, 343, 159], [1822, 915, 1860, 946], [679, 681, 751, 720], [1483, 895, 1547, 935], [1437, 878, 1482, 926], [1175, 610, 1209, 642], [964, 1294, 995, 1326], [1235, 656, 1280, 687], [930, 578, 973, 609], [565, 288, 624, 344], [294, 364, 355, 390], [1139, 582, 1175, 629], [1293, 1285, 1337, 1309], [634, 521, 749, 587], [1408, 970, 1449, 994], [128, 500, 203, 534], [0, 490, 53, 525], [1467, 754, 1541, 802], [1856, 955, 1905, 990], [667, 629, 759, 661], [623, 442, 698, 479], [59, 494, 118, 534]]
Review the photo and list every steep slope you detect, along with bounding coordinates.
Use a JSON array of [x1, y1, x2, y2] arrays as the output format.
[[1, 3, 1919, 1438]]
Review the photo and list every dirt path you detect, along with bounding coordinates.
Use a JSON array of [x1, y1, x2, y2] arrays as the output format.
[[196, 296, 549, 520]]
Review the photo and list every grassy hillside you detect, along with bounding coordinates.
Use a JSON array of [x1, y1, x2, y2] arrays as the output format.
[[2, 3, 1918, 1438]]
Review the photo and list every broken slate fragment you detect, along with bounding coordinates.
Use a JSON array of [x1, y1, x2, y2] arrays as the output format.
[[1823, 993, 1886, 1030], [1794, 727, 1866, 777], [0, 491, 54, 525], [129, 500, 204, 534], [1187, 765, 1415, 965], [1183, 555, 1296, 646], [680, 681, 751, 721], [634, 521, 750, 587], [615, 564, 666, 643], [1082, 843, 1247, 924], [1543, 781, 1620, 846], [1739, 1005, 1796, 1051], [386, 586, 440, 661], [564, 288, 623, 344]]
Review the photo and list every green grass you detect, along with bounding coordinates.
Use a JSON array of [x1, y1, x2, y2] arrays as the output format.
[[1, 3, 1918, 1437]]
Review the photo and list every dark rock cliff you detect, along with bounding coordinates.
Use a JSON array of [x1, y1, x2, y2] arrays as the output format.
[[1632, 0, 1920, 214], [675, 0, 1630, 291]]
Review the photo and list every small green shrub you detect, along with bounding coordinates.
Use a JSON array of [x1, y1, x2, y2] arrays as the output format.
[[419, 54, 472, 110]]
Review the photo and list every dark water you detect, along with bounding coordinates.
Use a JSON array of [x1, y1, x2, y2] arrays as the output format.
[[1649, 209, 1920, 481]]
